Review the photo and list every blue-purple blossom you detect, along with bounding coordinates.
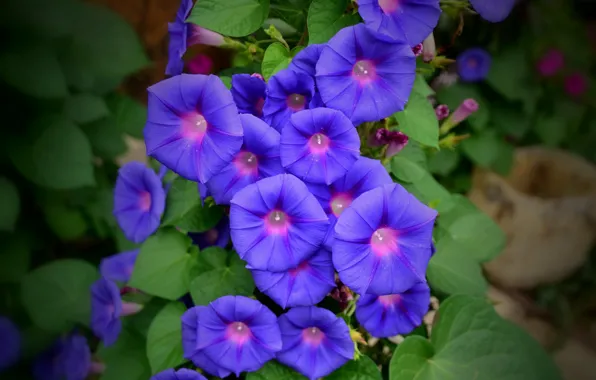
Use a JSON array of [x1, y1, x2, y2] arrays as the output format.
[[231, 74, 267, 118], [113, 162, 165, 244], [229, 174, 329, 271], [355, 282, 430, 337], [197, 182, 209, 207], [250, 248, 336, 308], [151, 368, 207, 380], [181, 296, 282, 377], [263, 69, 316, 132], [288, 44, 325, 77], [280, 108, 360, 185], [207, 114, 284, 204], [316, 24, 416, 125], [276, 306, 354, 379], [307, 157, 392, 249], [333, 183, 437, 295], [358, 0, 441, 46], [100, 249, 139, 283], [33, 334, 94, 380], [470, 0, 517, 23], [189, 216, 230, 250], [457, 48, 492, 82], [0, 316, 20, 371], [144, 74, 243, 184]]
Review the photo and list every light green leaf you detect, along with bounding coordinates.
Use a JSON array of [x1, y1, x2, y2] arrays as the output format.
[[0, 178, 19, 232], [246, 360, 306, 380], [412, 75, 435, 98], [389, 336, 435, 380], [0, 44, 67, 98], [105, 94, 147, 139], [390, 155, 426, 183], [1, 0, 79, 38], [326, 356, 382, 380], [447, 212, 506, 262], [190, 252, 254, 306], [64, 94, 110, 124], [460, 131, 501, 167], [146, 302, 187, 374], [81, 117, 128, 160], [0, 235, 30, 283], [9, 117, 95, 189], [394, 92, 439, 148], [188, 0, 270, 37], [176, 203, 223, 233], [402, 173, 454, 213], [129, 229, 196, 300], [487, 45, 531, 101], [162, 177, 202, 226], [262, 43, 292, 81], [436, 84, 489, 131], [307, 0, 360, 44], [99, 328, 151, 380], [196, 246, 228, 275], [21, 259, 98, 332], [427, 149, 460, 177], [220, 76, 232, 89]]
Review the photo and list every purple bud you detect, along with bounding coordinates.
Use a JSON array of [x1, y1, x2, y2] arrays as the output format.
[[120, 302, 144, 317], [450, 98, 479, 125], [187, 25, 225, 47], [536, 49, 565, 77], [422, 33, 436, 62], [368, 128, 390, 147], [385, 132, 409, 158], [412, 43, 423, 57], [435, 104, 450, 120]]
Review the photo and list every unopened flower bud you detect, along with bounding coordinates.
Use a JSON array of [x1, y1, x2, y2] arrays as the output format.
[[422, 33, 436, 62], [435, 104, 450, 120]]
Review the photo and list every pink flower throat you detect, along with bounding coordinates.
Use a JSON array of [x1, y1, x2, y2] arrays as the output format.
[[352, 60, 377, 85], [302, 326, 325, 346], [370, 227, 398, 257], [226, 321, 252, 345]]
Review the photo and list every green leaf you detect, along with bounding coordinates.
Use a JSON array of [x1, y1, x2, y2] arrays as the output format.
[[162, 177, 202, 226], [0, 178, 19, 232], [81, 117, 128, 160], [460, 131, 501, 167], [176, 203, 223, 233], [0, 236, 30, 283], [220, 76, 232, 89], [436, 84, 489, 131], [448, 212, 506, 262], [402, 173, 454, 213], [486, 45, 531, 102], [21, 259, 98, 332], [534, 113, 566, 146], [99, 328, 151, 380], [326, 356, 382, 380], [412, 75, 435, 98], [307, 0, 360, 44], [0, 44, 67, 98], [390, 296, 562, 380], [390, 155, 426, 183], [105, 94, 147, 139], [41, 197, 89, 241], [1, 0, 79, 38], [188, 0, 270, 37], [196, 246, 228, 275], [9, 117, 95, 189], [491, 104, 531, 139], [146, 302, 186, 374], [262, 43, 291, 81], [427, 149, 460, 177], [246, 360, 306, 380], [64, 94, 110, 124], [129, 229, 197, 300], [190, 252, 255, 306], [394, 92, 439, 148]]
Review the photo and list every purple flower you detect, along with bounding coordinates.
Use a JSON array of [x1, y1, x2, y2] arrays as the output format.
[[358, 0, 441, 46], [229, 174, 329, 271], [263, 69, 316, 132], [307, 157, 392, 249], [250, 248, 336, 308], [276, 306, 354, 379], [207, 114, 284, 204], [189, 216, 230, 249], [33, 334, 94, 380], [181, 296, 282, 376], [100, 249, 140, 283], [197, 182, 209, 207], [457, 48, 492, 82], [231, 74, 267, 118], [280, 108, 360, 185], [91, 278, 143, 346], [113, 162, 166, 244], [470, 0, 517, 23], [333, 183, 437, 295], [288, 44, 325, 77], [355, 282, 430, 337], [316, 24, 416, 125], [151, 368, 207, 380], [145, 74, 243, 184], [0, 316, 20, 371]]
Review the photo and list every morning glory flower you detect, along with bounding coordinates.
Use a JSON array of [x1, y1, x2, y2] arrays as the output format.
[[333, 183, 437, 295], [358, 0, 441, 46], [316, 24, 416, 125], [207, 114, 284, 204], [263, 69, 316, 132], [288, 44, 325, 77], [99, 249, 139, 283], [33, 334, 103, 380], [280, 108, 360, 185], [537, 49, 565, 77], [470, 0, 517, 23], [189, 216, 230, 250], [113, 162, 166, 244], [0, 316, 20, 371], [187, 54, 213, 75], [229, 174, 329, 271], [145, 74, 243, 184], [307, 157, 392, 249], [231, 74, 267, 118], [250, 248, 336, 308], [457, 48, 492, 82], [276, 306, 354, 379], [355, 282, 430, 337], [181, 296, 282, 377], [91, 277, 143, 346], [151, 368, 207, 380]]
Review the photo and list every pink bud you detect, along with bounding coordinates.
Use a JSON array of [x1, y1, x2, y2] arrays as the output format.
[[412, 43, 423, 57], [422, 33, 436, 63], [187, 25, 225, 47], [536, 49, 565, 77], [368, 128, 390, 147], [251, 73, 264, 81], [187, 54, 213, 75], [89, 362, 106, 375], [435, 104, 450, 120], [564, 72, 588, 97], [450, 98, 479, 125], [121, 302, 144, 317], [385, 131, 409, 158]]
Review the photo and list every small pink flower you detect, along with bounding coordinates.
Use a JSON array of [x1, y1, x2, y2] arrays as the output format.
[[435, 104, 449, 120], [450, 99, 479, 125], [187, 54, 213, 75], [536, 49, 564, 77], [565, 72, 588, 97]]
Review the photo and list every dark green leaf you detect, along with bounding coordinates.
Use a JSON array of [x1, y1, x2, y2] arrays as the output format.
[[98, 328, 151, 380], [41, 197, 89, 241], [307, 0, 360, 44], [21, 259, 98, 332], [196, 246, 228, 275], [491, 105, 530, 139], [534, 113, 566, 146], [389, 336, 434, 379], [326, 356, 382, 380], [394, 92, 439, 148], [412, 75, 435, 98], [162, 177, 202, 226], [146, 302, 187, 374], [390, 155, 426, 183], [64, 94, 110, 124], [188, 0, 270, 37], [460, 131, 501, 167], [486, 45, 531, 101], [427, 149, 460, 177], [246, 360, 306, 380], [1, 0, 79, 38], [81, 117, 128, 160], [176, 203, 223, 233], [0, 178, 19, 232], [436, 84, 489, 131], [105, 94, 147, 139], [0, 235, 30, 283]]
